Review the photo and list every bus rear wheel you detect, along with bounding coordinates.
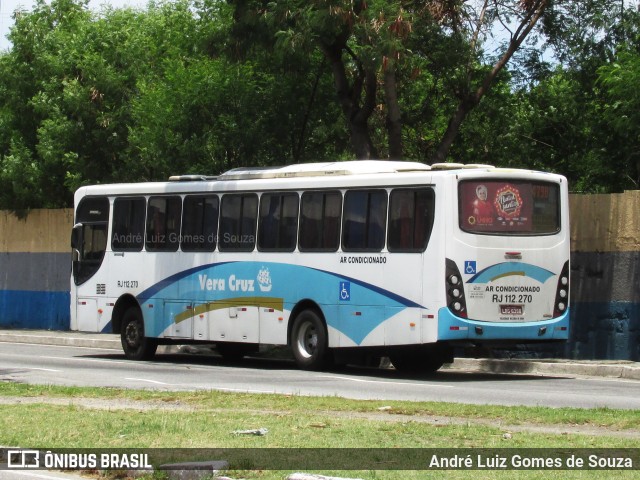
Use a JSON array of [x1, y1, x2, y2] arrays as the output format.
[[291, 309, 331, 370], [121, 307, 157, 361]]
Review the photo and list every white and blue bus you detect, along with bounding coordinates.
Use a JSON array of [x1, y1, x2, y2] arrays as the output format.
[[70, 161, 570, 372]]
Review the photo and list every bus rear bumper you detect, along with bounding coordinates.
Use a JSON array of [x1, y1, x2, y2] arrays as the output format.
[[437, 307, 570, 342]]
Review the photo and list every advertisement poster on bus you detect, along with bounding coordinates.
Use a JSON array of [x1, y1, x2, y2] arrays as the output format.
[[459, 181, 533, 233]]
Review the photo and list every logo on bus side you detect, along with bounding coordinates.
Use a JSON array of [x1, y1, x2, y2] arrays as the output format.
[[257, 266, 272, 292], [198, 267, 274, 293]]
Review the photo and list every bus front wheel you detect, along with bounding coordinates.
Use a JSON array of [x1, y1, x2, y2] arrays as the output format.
[[121, 307, 158, 361], [291, 309, 330, 370]]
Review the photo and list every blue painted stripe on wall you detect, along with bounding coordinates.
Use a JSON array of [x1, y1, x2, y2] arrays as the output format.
[[0, 252, 71, 291], [571, 251, 640, 303], [0, 290, 70, 330], [569, 301, 640, 361]]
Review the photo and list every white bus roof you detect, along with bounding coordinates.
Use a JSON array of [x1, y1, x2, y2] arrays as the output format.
[[216, 160, 432, 180], [75, 161, 564, 198]]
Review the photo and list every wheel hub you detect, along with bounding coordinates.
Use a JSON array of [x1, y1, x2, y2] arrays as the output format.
[[125, 323, 140, 347]]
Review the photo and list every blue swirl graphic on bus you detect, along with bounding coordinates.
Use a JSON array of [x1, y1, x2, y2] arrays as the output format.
[[467, 262, 555, 284], [137, 261, 422, 345]]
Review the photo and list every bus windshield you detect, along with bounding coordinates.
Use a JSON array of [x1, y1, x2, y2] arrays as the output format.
[[459, 179, 560, 235]]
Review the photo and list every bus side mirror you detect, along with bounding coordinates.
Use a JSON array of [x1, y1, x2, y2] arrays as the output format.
[[71, 223, 83, 251]]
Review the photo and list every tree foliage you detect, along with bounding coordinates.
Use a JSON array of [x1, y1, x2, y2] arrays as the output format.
[[229, 0, 551, 161], [0, 0, 638, 210]]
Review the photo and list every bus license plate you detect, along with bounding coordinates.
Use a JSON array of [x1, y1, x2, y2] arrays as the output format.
[[500, 305, 523, 315]]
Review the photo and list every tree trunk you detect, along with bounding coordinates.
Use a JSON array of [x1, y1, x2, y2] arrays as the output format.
[[322, 42, 377, 159], [349, 118, 377, 159], [431, 0, 548, 164], [431, 98, 475, 164], [384, 66, 403, 159]]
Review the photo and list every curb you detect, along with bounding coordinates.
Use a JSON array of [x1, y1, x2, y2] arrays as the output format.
[[448, 358, 640, 381], [0, 331, 120, 350]]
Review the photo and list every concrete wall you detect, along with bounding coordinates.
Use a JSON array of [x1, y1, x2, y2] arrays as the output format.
[[569, 191, 640, 361], [0, 192, 638, 360], [0, 209, 73, 329]]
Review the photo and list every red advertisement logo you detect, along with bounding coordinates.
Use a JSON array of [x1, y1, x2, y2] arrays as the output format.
[[494, 185, 523, 220]]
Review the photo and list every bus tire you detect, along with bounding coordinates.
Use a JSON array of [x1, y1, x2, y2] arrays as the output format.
[[291, 309, 331, 370], [121, 306, 157, 361]]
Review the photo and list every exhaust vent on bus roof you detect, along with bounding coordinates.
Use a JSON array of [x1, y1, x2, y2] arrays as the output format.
[[430, 163, 465, 170], [218, 161, 431, 180], [430, 163, 494, 170], [168, 175, 217, 182], [462, 164, 495, 169]]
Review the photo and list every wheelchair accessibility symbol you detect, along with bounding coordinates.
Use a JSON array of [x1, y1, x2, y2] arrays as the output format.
[[339, 281, 351, 301], [464, 261, 477, 275]]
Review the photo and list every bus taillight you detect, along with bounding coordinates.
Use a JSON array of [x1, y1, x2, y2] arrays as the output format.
[[553, 261, 570, 317], [446, 259, 467, 318]]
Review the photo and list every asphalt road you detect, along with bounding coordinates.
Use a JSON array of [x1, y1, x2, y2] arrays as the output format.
[[1, 342, 640, 409], [0, 471, 89, 480]]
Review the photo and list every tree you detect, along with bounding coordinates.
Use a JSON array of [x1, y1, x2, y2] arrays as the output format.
[[519, 0, 640, 192], [230, 0, 550, 161], [0, 0, 207, 207], [0, 0, 351, 209], [431, 0, 550, 163], [0, 0, 95, 208], [598, 48, 640, 189]]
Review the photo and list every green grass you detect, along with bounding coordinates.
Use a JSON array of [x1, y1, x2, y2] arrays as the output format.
[[1, 382, 638, 480], [1, 382, 638, 430]]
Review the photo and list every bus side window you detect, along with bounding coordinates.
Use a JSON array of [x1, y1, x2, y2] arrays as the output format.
[[219, 193, 258, 252], [112, 197, 146, 251], [181, 195, 218, 251], [146, 196, 181, 252], [299, 191, 341, 252], [258, 192, 299, 252], [388, 188, 435, 252], [342, 190, 387, 252]]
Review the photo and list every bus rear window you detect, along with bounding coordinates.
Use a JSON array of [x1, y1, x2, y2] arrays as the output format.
[[459, 180, 560, 235]]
